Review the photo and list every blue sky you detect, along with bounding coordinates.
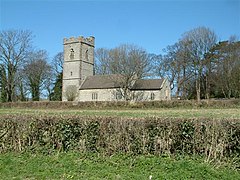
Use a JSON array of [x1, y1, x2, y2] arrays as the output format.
[[1, 0, 239, 59]]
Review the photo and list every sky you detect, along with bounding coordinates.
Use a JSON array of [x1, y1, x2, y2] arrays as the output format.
[[0, 0, 240, 60]]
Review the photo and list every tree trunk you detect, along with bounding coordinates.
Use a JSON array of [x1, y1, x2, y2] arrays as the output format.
[[196, 77, 201, 102], [7, 84, 13, 102], [32, 86, 40, 101], [205, 75, 210, 100]]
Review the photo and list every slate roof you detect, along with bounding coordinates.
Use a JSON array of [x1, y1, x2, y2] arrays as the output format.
[[131, 79, 164, 90], [80, 74, 165, 90], [80, 74, 122, 90]]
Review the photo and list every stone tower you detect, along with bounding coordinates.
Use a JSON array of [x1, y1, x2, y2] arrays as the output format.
[[62, 36, 95, 101]]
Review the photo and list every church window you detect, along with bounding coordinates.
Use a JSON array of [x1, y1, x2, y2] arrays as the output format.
[[70, 72, 73, 76], [150, 92, 155, 100], [70, 48, 74, 59], [92, 92, 98, 100]]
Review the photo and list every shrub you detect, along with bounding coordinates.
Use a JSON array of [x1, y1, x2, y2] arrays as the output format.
[[64, 85, 78, 101], [0, 114, 239, 164]]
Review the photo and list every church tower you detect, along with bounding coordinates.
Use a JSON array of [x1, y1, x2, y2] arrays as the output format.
[[62, 36, 95, 101]]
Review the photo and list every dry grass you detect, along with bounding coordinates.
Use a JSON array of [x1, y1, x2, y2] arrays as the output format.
[[0, 108, 239, 119]]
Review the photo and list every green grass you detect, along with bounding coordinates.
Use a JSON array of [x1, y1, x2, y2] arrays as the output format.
[[0, 153, 239, 180], [0, 107, 240, 119]]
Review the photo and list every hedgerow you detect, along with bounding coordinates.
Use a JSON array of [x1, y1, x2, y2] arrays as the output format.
[[0, 114, 239, 164], [0, 99, 239, 109]]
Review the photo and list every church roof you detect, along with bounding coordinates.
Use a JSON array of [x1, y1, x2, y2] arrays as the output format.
[[80, 74, 122, 90], [131, 79, 165, 90], [80, 74, 165, 90]]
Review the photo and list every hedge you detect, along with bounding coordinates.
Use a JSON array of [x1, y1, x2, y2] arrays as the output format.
[[0, 99, 240, 109], [0, 115, 239, 164]]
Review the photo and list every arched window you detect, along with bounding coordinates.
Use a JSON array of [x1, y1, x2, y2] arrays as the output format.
[[70, 48, 74, 59]]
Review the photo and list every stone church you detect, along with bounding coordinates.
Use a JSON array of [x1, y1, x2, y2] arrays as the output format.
[[62, 36, 171, 102]]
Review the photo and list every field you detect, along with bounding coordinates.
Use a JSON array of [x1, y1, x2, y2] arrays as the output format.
[[0, 107, 240, 119], [1, 153, 240, 180], [0, 104, 240, 179]]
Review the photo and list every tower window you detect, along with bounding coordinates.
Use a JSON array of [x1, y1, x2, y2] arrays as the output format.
[[70, 48, 74, 59], [70, 72, 73, 76]]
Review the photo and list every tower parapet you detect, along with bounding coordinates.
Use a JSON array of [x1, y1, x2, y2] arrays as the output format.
[[63, 36, 95, 47]]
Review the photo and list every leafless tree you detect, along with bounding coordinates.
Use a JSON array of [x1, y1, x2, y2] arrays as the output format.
[[108, 44, 152, 100], [52, 52, 63, 74], [0, 30, 33, 101], [15, 68, 29, 101], [95, 48, 111, 75], [94, 44, 152, 101], [23, 50, 52, 101], [156, 40, 193, 99], [182, 27, 217, 101]]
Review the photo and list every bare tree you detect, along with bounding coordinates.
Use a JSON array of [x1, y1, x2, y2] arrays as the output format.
[[94, 44, 151, 101], [95, 48, 111, 75], [0, 30, 33, 101], [15, 68, 29, 101], [52, 52, 63, 74], [182, 27, 217, 101], [156, 45, 178, 91], [23, 50, 52, 101], [156, 40, 193, 99], [108, 44, 151, 100]]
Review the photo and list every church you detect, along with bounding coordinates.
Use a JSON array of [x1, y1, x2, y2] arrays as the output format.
[[62, 36, 171, 102]]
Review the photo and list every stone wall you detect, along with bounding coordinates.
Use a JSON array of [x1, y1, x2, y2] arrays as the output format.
[[78, 88, 118, 102], [78, 79, 171, 102]]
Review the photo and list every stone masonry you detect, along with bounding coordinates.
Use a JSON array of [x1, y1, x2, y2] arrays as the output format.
[[62, 36, 95, 101]]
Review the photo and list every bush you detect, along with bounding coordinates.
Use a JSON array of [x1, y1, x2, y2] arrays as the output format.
[[0, 114, 239, 164]]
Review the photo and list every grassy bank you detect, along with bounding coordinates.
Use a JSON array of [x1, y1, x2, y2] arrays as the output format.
[[0, 153, 239, 179]]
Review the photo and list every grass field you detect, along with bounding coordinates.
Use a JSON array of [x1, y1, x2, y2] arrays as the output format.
[[0, 107, 240, 119], [0, 153, 239, 180]]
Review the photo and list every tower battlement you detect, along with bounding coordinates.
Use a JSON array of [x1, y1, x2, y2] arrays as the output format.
[[63, 36, 95, 46]]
